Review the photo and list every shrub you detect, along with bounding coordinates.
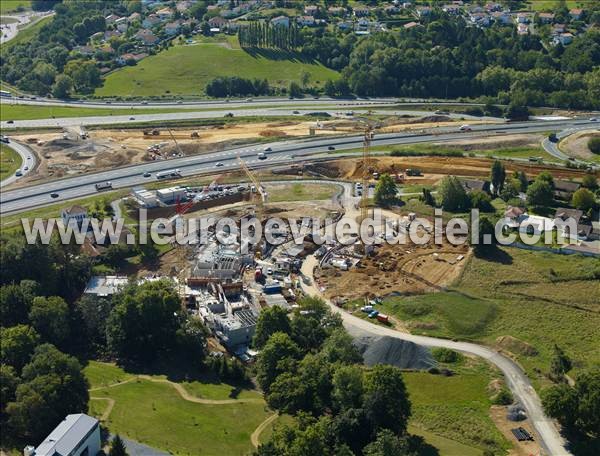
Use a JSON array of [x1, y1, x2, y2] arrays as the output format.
[[432, 347, 463, 363], [492, 388, 513, 405]]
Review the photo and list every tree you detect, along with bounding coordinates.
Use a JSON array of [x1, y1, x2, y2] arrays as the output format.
[[332, 365, 364, 411], [490, 160, 506, 195], [0, 364, 19, 419], [320, 328, 362, 365], [374, 174, 398, 207], [256, 332, 301, 392], [550, 344, 572, 381], [51, 74, 73, 99], [300, 70, 311, 88], [7, 344, 89, 441], [469, 190, 494, 212], [109, 435, 129, 456], [106, 279, 182, 362], [500, 179, 521, 201], [363, 429, 413, 456], [324, 79, 337, 97], [588, 137, 600, 155], [75, 294, 112, 352], [29, 296, 70, 347], [0, 281, 39, 327], [526, 180, 554, 207], [581, 173, 598, 190], [289, 81, 303, 98], [253, 305, 291, 348], [438, 176, 469, 211], [363, 364, 411, 435], [514, 170, 529, 191], [0, 325, 40, 372], [571, 188, 596, 212], [421, 188, 435, 206], [505, 104, 529, 121], [474, 215, 497, 255]]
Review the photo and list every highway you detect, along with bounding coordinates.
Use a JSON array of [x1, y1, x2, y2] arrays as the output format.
[[2, 118, 597, 215], [0, 140, 37, 188]]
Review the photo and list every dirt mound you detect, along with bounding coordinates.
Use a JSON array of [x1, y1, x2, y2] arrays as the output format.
[[41, 138, 81, 152], [413, 115, 451, 123], [259, 130, 287, 137], [496, 336, 538, 356], [352, 333, 436, 369]]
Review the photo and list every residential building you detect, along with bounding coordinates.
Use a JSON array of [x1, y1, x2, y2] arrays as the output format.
[[492, 11, 512, 25], [135, 29, 160, 46], [470, 12, 491, 27], [353, 6, 370, 17], [304, 5, 319, 15], [485, 2, 502, 13], [554, 180, 581, 200], [208, 16, 228, 29], [569, 8, 584, 20], [516, 13, 530, 24], [538, 12, 555, 24], [517, 23, 529, 35], [26, 414, 101, 456], [142, 13, 161, 28], [403, 21, 421, 29], [128, 12, 141, 22], [328, 6, 345, 16], [270, 15, 290, 27], [105, 14, 121, 25], [443, 4, 461, 15], [416, 6, 431, 17], [461, 179, 491, 194], [553, 32, 574, 45], [73, 45, 95, 56], [165, 20, 182, 35], [84, 276, 129, 296], [61, 205, 87, 227], [297, 16, 316, 27], [117, 52, 148, 65], [156, 7, 174, 20], [176, 0, 194, 12]]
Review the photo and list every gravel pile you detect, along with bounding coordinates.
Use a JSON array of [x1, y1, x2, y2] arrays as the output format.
[[352, 334, 436, 370]]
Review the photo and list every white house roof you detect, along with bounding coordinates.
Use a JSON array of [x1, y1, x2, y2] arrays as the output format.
[[34, 414, 98, 456]]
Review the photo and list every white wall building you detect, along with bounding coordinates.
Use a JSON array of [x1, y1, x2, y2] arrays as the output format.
[[61, 205, 88, 227], [26, 414, 101, 456]]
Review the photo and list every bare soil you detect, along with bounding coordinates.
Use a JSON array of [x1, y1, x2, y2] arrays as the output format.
[[559, 130, 600, 160], [489, 405, 541, 456]]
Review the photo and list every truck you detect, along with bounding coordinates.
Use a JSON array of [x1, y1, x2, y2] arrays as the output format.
[[254, 267, 263, 281], [405, 168, 421, 176], [376, 313, 389, 323], [156, 169, 182, 180], [95, 181, 112, 191]]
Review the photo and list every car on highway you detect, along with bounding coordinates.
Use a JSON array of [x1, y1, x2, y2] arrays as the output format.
[[143, 172, 151, 177], [328, 146, 336, 150], [590, 117, 598, 121], [216, 162, 224, 167], [257, 152, 267, 160], [6, 120, 14, 124], [293, 110, 300, 114], [50, 193, 59, 198], [24, 166, 29, 171], [177, 100, 183, 104], [129, 117, 135, 120], [459, 125, 472, 131], [264, 147, 272, 152], [105, 101, 111, 104], [15, 170, 23, 177], [141, 101, 148, 105]]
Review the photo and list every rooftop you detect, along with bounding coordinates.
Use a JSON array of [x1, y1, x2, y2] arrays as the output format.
[[34, 414, 98, 456], [84, 275, 129, 296]]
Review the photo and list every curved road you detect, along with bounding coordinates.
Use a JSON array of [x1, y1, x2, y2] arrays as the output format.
[[0, 140, 37, 188], [299, 185, 571, 456], [2, 118, 598, 214]]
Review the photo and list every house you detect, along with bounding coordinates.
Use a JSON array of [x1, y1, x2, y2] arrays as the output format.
[[385, 5, 400, 14], [569, 8, 584, 20], [84, 276, 129, 296], [61, 205, 87, 227], [492, 11, 512, 25], [328, 6, 345, 16], [270, 15, 290, 27], [516, 13, 530, 24], [164, 20, 182, 35], [105, 14, 121, 25], [553, 32, 574, 45], [304, 5, 319, 15], [470, 12, 491, 27], [176, 0, 194, 12], [128, 12, 141, 22], [117, 22, 128, 33], [538, 12, 555, 24], [104, 30, 122, 40], [135, 29, 160, 46], [553, 23, 566, 33], [461, 179, 491, 194], [519, 214, 555, 236], [353, 6, 370, 17], [502, 206, 525, 228], [517, 23, 529, 35], [416, 6, 431, 17], [554, 208, 583, 225], [73, 45, 95, 56], [297, 16, 316, 27], [208, 16, 228, 29], [337, 21, 352, 30], [554, 180, 580, 199], [443, 4, 461, 15], [26, 414, 101, 456], [156, 7, 174, 21], [142, 13, 161, 28], [403, 21, 422, 29], [117, 52, 147, 65], [485, 2, 502, 12]]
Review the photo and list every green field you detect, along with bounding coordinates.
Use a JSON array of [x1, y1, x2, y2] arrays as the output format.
[[86, 361, 269, 456], [265, 182, 341, 203], [0, 143, 21, 180], [404, 361, 510, 454], [380, 247, 600, 382], [526, 0, 589, 11], [96, 37, 339, 98], [0, 14, 51, 50], [388, 143, 557, 162], [0, 103, 209, 121], [0, 0, 30, 14]]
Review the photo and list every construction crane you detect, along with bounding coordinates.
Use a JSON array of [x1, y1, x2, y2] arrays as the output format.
[[167, 127, 184, 157], [360, 125, 374, 226], [237, 153, 267, 210]]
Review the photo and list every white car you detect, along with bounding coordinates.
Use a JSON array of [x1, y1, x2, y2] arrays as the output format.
[[459, 125, 472, 131], [266, 267, 273, 275], [590, 117, 598, 122]]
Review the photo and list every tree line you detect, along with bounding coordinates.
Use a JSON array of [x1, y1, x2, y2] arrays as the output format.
[[238, 22, 302, 50]]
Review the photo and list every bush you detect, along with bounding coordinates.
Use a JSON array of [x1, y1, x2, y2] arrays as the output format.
[[492, 388, 513, 405], [390, 149, 463, 158], [588, 137, 600, 155], [432, 347, 463, 363]]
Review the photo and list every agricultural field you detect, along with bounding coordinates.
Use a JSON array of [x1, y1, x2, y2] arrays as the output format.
[[0, 143, 21, 180], [96, 36, 339, 98], [0, 0, 30, 14], [85, 361, 269, 456], [379, 247, 600, 381]]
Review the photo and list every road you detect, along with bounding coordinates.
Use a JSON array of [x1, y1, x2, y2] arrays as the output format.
[[2, 118, 597, 214], [299, 184, 571, 456], [0, 140, 37, 188], [0, 11, 53, 44]]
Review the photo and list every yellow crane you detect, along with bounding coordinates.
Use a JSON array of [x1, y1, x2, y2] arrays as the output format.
[[237, 153, 267, 210]]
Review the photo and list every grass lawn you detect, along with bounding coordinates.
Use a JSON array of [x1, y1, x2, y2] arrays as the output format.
[[96, 37, 339, 98], [0, 143, 21, 180], [381, 247, 600, 381], [388, 143, 557, 162], [86, 362, 269, 456], [0, 14, 51, 51], [0, 0, 30, 14], [404, 361, 510, 454], [265, 182, 341, 203], [0, 16, 19, 24], [526, 0, 587, 11]]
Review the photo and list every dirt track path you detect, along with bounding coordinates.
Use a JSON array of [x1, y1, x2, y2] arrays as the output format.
[[251, 413, 279, 448], [90, 396, 115, 421]]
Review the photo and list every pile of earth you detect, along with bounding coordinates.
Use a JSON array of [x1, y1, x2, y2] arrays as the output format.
[[351, 333, 436, 370]]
